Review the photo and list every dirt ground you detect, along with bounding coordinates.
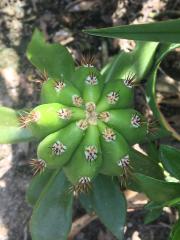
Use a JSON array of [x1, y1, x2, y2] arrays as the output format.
[[0, 0, 180, 239]]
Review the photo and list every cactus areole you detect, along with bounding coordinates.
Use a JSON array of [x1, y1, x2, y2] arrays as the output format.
[[22, 61, 149, 194]]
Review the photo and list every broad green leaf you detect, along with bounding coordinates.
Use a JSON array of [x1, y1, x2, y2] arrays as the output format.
[[146, 68, 178, 139], [144, 207, 162, 224], [80, 175, 126, 240], [144, 200, 163, 225], [164, 197, 180, 207], [154, 43, 180, 66], [30, 170, 73, 240], [84, 19, 180, 43], [27, 29, 75, 80], [102, 41, 158, 83], [160, 145, 180, 180], [0, 106, 33, 144], [133, 173, 180, 204], [170, 220, 180, 240], [79, 192, 94, 214], [26, 169, 54, 206], [127, 148, 164, 192], [144, 201, 163, 210], [146, 43, 180, 141], [129, 148, 164, 180], [146, 142, 160, 163], [145, 197, 180, 209]]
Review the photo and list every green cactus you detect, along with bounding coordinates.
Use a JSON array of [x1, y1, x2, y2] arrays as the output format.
[[19, 61, 151, 193]]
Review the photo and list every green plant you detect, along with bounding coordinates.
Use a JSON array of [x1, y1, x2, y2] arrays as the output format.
[[0, 19, 180, 240]]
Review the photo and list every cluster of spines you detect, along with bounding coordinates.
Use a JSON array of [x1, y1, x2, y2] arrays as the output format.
[[51, 141, 67, 156], [29, 159, 46, 176], [33, 69, 48, 87], [98, 111, 110, 122], [84, 145, 98, 163], [106, 91, 119, 104], [123, 72, 137, 88], [102, 128, 116, 142], [131, 113, 141, 128], [117, 155, 132, 188], [80, 54, 95, 68], [19, 111, 39, 128], [72, 95, 83, 107], [69, 177, 92, 195], [57, 108, 72, 120], [54, 80, 66, 92], [76, 119, 88, 130], [85, 72, 98, 85]]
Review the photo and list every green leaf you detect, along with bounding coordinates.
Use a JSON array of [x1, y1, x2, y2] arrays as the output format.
[[154, 43, 180, 65], [127, 149, 164, 192], [0, 106, 33, 144], [129, 149, 164, 180], [160, 145, 180, 180], [27, 29, 75, 80], [146, 43, 180, 141], [145, 197, 180, 209], [79, 192, 94, 214], [144, 201, 163, 211], [102, 41, 158, 83], [164, 197, 180, 207], [30, 170, 73, 240], [146, 142, 160, 163], [133, 173, 180, 204], [170, 220, 180, 240], [144, 207, 162, 224], [84, 19, 180, 43], [144, 201, 163, 224], [26, 169, 54, 206], [80, 174, 126, 240]]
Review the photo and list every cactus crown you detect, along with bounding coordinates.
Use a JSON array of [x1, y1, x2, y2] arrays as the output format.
[[21, 58, 149, 193]]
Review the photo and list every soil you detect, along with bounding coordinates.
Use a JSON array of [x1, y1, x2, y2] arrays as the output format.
[[0, 0, 180, 240]]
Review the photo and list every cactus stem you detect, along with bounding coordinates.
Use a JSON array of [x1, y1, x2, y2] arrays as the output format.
[[106, 91, 119, 104], [57, 108, 72, 120], [102, 128, 116, 142], [29, 159, 46, 176], [85, 145, 98, 162], [98, 111, 110, 123], [51, 141, 67, 156], [54, 80, 66, 92], [72, 95, 83, 107]]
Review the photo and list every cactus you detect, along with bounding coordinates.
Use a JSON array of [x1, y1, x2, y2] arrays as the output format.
[[20, 60, 151, 193]]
